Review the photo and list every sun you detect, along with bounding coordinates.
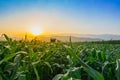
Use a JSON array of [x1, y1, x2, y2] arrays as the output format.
[[30, 26, 42, 36]]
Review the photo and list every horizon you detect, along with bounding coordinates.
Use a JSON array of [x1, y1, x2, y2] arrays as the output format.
[[0, 33, 120, 41], [0, 0, 120, 36]]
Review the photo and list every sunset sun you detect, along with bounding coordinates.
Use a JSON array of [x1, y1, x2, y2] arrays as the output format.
[[30, 26, 43, 36]]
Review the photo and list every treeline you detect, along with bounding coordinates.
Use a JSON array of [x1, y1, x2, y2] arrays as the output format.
[[91, 40, 120, 44]]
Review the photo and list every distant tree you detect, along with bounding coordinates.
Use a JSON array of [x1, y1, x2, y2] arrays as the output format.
[[50, 38, 56, 42]]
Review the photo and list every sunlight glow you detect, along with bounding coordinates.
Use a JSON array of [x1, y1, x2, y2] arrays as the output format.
[[30, 26, 43, 36]]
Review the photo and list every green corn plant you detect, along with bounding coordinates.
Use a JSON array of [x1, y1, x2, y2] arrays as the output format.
[[65, 46, 104, 80], [116, 59, 120, 80], [2, 34, 12, 45], [0, 34, 120, 80]]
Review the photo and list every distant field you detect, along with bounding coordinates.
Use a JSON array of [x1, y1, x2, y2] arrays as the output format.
[[0, 34, 120, 80]]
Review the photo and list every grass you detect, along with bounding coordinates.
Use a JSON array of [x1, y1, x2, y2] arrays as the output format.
[[0, 34, 120, 80]]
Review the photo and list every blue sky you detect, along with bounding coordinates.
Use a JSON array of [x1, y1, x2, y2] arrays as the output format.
[[0, 0, 120, 35]]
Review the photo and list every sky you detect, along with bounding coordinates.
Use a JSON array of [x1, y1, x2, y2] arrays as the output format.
[[0, 0, 120, 36]]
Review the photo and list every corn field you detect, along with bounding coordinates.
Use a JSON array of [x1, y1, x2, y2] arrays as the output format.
[[0, 34, 120, 80]]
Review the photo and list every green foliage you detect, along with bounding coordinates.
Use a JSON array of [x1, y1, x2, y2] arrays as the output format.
[[116, 59, 120, 80], [0, 34, 120, 80]]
